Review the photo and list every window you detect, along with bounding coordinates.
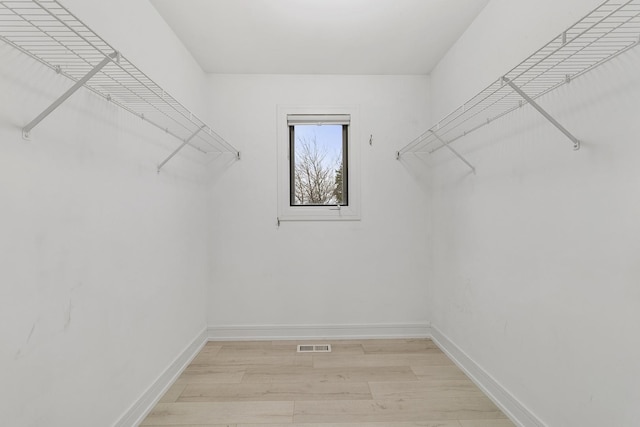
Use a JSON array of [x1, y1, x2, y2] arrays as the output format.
[[289, 115, 348, 207], [278, 106, 360, 221]]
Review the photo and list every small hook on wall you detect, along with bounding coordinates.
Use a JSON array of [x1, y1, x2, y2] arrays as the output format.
[[369, 134, 373, 146]]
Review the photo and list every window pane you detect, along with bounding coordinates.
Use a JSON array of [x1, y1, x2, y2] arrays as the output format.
[[290, 124, 347, 206]]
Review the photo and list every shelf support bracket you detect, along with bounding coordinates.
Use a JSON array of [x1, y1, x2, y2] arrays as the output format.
[[157, 125, 206, 173], [22, 52, 118, 140], [502, 76, 580, 150], [430, 130, 476, 174]]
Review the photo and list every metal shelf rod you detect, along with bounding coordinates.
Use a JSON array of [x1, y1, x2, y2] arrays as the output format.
[[502, 76, 580, 150], [22, 51, 117, 139], [157, 125, 205, 173], [431, 130, 476, 174]]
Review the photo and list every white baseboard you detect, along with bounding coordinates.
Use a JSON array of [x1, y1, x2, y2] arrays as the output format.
[[429, 326, 546, 427], [207, 323, 432, 341], [113, 328, 208, 427]]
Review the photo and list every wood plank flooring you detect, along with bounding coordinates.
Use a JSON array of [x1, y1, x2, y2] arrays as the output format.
[[141, 339, 514, 427]]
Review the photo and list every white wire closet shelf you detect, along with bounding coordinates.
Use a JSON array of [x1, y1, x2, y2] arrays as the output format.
[[0, 0, 240, 171], [397, 0, 640, 171]]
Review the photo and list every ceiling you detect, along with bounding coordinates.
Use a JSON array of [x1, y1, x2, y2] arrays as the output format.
[[149, 0, 489, 75]]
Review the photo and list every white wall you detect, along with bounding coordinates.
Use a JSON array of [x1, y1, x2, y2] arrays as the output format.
[[6, 1, 637, 425], [205, 75, 431, 335], [427, 0, 640, 426], [0, 0, 212, 425]]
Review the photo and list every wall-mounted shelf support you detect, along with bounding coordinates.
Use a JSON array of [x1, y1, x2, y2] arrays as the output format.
[[1, 0, 240, 171], [502, 77, 580, 151], [22, 51, 119, 140], [157, 125, 206, 173], [396, 0, 640, 164], [430, 130, 476, 174]]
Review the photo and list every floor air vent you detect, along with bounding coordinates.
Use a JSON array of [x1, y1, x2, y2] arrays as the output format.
[[297, 344, 332, 353]]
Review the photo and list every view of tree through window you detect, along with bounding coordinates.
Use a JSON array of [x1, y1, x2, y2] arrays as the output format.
[[290, 124, 347, 206]]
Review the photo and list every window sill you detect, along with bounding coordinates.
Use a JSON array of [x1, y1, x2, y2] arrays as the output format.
[[278, 204, 360, 222]]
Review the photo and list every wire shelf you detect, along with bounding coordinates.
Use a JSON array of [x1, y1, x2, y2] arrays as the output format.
[[0, 0, 239, 167], [398, 0, 640, 160]]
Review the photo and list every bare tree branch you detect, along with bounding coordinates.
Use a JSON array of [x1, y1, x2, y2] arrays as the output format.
[[293, 135, 339, 205]]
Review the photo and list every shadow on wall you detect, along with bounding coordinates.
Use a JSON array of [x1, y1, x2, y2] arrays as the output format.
[[397, 90, 594, 195], [397, 149, 476, 195], [1, 43, 241, 186], [202, 151, 240, 185], [400, 47, 640, 194], [396, 152, 432, 195]]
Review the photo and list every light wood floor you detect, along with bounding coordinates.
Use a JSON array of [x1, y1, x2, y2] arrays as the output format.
[[141, 339, 515, 427]]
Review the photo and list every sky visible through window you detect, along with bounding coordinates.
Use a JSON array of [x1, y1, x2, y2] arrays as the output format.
[[294, 124, 342, 167]]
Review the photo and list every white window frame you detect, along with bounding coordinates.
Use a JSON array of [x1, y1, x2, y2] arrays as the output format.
[[277, 105, 361, 221]]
